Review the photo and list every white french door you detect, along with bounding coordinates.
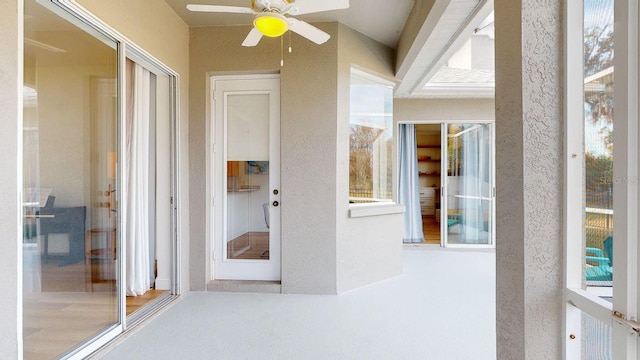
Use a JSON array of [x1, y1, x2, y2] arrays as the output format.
[[211, 75, 281, 281]]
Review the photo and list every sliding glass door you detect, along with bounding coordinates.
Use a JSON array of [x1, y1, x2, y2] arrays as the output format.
[[23, 0, 121, 358], [399, 121, 495, 248], [443, 123, 495, 247], [22, 1, 179, 358]]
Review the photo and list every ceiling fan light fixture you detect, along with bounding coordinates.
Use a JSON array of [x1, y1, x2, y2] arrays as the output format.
[[254, 13, 289, 37]]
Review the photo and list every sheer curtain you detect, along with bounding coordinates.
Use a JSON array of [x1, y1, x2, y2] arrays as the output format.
[[398, 124, 424, 243], [125, 61, 151, 296]]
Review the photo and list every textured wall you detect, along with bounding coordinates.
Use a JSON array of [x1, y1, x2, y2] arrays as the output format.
[[190, 23, 402, 294], [189, 24, 339, 294], [77, 0, 192, 293], [0, 0, 20, 358], [495, 0, 563, 358], [335, 24, 404, 293]]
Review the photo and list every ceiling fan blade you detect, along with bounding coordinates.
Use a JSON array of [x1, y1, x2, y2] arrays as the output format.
[[186, 4, 255, 14], [288, 0, 349, 15], [242, 28, 263, 47], [288, 18, 330, 45]]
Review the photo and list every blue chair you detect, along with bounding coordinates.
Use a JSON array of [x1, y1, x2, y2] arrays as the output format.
[[585, 236, 613, 282]]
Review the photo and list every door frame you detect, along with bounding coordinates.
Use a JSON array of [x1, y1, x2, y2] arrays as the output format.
[[207, 73, 281, 281], [397, 119, 496, 249]]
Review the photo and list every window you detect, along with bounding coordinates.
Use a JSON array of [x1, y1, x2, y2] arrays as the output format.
[[349, 69, 394, 204], [565, 0, 640, 358]]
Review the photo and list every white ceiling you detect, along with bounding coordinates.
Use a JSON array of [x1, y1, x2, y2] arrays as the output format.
[[163, 0, 493, 97], [164, 0, 415, 49]]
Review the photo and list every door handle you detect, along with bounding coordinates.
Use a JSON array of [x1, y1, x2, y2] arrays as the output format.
[[272, 201, 279, 207]]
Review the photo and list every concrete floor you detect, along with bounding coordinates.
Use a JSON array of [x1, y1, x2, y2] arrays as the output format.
[[101, 249, 496, 360]]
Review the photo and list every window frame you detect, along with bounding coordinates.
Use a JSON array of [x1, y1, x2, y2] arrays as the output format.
[[348, 67, 396, 210], [564, 0, 640, 358]]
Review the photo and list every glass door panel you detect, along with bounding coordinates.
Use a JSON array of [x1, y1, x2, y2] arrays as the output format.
[[23, 0, 120, 358], [226, 94, 271, 261], [444, 123, 494, 246]]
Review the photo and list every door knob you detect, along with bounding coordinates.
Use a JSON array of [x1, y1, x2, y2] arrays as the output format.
[[272, 201, 279, 207]]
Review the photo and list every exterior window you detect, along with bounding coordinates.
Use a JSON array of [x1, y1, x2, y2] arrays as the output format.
[[349, 70, 393, 203], [583, 0, 614, 290]]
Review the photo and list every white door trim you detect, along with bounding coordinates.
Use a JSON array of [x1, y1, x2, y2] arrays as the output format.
[[209, 74, 281, 281]]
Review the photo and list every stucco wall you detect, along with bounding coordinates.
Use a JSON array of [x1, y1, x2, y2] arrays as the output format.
[[77, 0, 191, 294], [0, 1, 20, 358], [336, 24, 404, 293], [189, 23, 339, 294], [495, 0, 563, 358]]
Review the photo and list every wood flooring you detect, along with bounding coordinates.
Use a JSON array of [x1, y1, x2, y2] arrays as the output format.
[[227, 232, 269, 260], [23, 258, 168, 360], [422, 216, 441, 245]]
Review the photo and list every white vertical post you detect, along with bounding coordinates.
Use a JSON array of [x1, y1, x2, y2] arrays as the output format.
[[614, 0, 639, 358], [563, 2, 585, 358]]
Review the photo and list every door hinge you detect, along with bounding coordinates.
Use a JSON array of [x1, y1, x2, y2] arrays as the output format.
[[613, 311, 640, 333]]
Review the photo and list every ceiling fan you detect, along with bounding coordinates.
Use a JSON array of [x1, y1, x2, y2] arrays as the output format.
[[186, 0, 350, 47]]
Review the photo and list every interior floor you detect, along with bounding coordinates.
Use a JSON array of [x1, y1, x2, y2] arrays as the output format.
[[227, 232, 269, 260], [23, 258, 168, 360], [421, 216, 441, 245]]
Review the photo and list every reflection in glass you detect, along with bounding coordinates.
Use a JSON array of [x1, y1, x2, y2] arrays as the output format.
[[349, 71, 393, 203], [226, 94, 271, 260], [22, 0, 119, 358], [446, 124, 493, 245]]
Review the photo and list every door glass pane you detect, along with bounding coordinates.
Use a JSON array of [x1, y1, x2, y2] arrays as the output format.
[[446, 124, 493, 245], [226, 94, 270, 260], [23, 0, 119, 358], [583, 0, 613, 294]]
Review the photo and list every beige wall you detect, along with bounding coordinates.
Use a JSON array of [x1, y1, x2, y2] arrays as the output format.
[[190, 22, 404, 294], [495, 0, 563, 358], [336, 24, 404, 293], [77, 0, 191, 294], [0, 1, 20, 357], [189, 23, 340, 293], [395, 98, 495, 122]]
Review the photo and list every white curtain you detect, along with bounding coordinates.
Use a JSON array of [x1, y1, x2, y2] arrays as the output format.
[[398, 124, 424, 243], [126, 61, 151, 296]]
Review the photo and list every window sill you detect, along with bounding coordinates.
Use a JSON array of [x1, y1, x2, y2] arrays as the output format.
[[348, 203, 405, 218]]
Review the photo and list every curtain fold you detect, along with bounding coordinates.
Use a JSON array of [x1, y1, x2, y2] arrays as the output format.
[[398, 124, 424, 243], [125, 61, 151, 296]]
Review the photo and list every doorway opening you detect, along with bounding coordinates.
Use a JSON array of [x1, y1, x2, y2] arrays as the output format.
[[400, 121, 495, 248]]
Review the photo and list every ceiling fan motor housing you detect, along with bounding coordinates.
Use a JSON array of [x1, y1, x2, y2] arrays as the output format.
[[252, 0, 296, 13]]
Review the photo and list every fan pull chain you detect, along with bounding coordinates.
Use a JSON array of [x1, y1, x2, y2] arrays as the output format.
[[280, 35, 284, 67], [288, 31, 292, 53]]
